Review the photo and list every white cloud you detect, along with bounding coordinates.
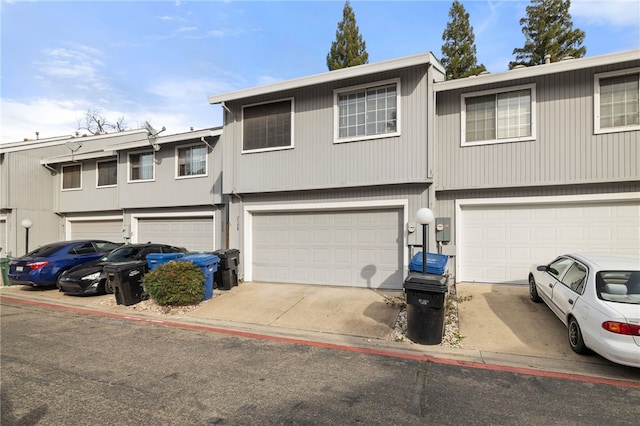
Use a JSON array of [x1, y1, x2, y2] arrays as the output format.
[[1, 98, 85, 143], [571, 0, 640, 26]]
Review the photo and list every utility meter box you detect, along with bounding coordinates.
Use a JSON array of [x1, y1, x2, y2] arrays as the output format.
[[435, 217, 451, 243]]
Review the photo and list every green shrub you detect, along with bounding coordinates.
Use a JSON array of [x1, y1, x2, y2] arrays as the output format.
[[143, 261, 205, 306]]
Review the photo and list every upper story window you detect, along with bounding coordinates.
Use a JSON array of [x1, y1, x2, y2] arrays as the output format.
[[334, 79, 400, 143], [62, 164, 81, 190], [242, 99, 293, 153], [594, 68, 640, 134], [177, 144, 207, 178], [97, 159, 117, 187], [461, 84, 536, 146], [129, 151, 154, 182]]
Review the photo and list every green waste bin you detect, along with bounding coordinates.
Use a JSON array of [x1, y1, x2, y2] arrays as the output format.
[[1, 258, 10, 286]]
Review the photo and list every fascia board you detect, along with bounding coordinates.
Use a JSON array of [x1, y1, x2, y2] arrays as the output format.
[[103, 128, 222, 152], [434, 49, 640, 92], [40, 150, 117, 165], [208, 52, 437, 104]]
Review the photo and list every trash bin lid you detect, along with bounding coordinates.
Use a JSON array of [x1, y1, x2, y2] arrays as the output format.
[[104, 260, 148, 273], [182, 254, 220, 266], [403, 272, 448, 293]]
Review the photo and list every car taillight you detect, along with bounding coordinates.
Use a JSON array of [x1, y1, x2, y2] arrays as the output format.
[[26, 261, 49, 270], [602, 321, 640, 336]]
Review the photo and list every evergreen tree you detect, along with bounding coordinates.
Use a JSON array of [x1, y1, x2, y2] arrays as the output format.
[[326, 1, 369, 70], [440, 0, 487, 79], [510, 0, 586, 68]]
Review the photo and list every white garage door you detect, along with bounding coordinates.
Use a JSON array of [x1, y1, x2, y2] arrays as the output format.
[[459, 200, 640, 284], [69, 219, 123, 242], [252, 209, 403, 289], [137, 217, 214, 252]]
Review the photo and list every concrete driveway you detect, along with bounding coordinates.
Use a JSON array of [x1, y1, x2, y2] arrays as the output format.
[[456, 283, 585, 362]]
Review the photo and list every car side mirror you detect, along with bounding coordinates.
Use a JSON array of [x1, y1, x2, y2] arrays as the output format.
[[536, 265, 548, 272]]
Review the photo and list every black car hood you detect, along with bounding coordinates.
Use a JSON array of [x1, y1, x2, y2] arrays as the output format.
[[63, 260, 108, 279], [63, 257, 144, 279]]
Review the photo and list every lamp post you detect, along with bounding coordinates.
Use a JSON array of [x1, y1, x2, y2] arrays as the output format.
[[21, 218, 33, 254], [415, 208, 434, 274]]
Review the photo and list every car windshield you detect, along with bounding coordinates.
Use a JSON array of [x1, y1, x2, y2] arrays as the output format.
[[96, 242, 122, 252], [104, 246, 143, 262], [596, 271, 640, 305]]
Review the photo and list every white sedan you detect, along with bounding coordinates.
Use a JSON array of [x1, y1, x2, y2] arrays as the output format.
[[528, 253, 640, 368]]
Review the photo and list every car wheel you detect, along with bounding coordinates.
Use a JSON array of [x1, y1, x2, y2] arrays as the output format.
[[104, 279, 114, 294], [55, 271, 67, 289], [529, 275, 542, 303], [568, 317, 589, 354]]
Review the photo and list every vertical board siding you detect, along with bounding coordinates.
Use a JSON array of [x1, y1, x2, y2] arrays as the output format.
[[116, 138, 223, 209], [227, 66, 431, 194], [435, 61, 640, 191]]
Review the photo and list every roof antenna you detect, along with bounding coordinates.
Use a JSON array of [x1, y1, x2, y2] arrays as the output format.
[[65, 140, 83, 161]]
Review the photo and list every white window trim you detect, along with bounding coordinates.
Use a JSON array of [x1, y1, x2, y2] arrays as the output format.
[[127, 150, 155, 183], [96, 158, 117, 188], [61, 163, 82, 191], [241, 97, 295, 154], [593, 67, 640, 135], [333, 78, 401, 144], [461, 83, 537, 147], [175, 143, 208, 179]]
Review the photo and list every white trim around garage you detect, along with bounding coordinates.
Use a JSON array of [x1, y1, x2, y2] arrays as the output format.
[[64, 215, 124, 240], [455, 192, 640, 283], [243, 199, 410, 283], [131, 211, 215, 247]]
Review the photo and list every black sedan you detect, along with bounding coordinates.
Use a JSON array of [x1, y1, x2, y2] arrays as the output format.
[[58, 243, 186, 295]]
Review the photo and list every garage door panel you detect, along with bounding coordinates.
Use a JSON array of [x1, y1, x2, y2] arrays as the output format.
[[253, 209, 403, 289], [460, 200, 640, 284], [137, 217, 213, 252], [70, 219, 122, 242]]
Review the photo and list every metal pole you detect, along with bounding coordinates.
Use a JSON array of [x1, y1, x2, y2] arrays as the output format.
[[25, 228, 29, 255], [422, 223, 427, 274]]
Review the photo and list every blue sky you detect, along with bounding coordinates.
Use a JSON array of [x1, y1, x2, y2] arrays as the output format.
[[1, 0, 639, 144]]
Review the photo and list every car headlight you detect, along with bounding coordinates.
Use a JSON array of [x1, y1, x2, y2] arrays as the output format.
[[82, 272, 102, 281]]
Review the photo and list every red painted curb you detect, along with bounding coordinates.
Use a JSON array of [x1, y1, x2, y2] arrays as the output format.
[[2, 295, 638, 389]]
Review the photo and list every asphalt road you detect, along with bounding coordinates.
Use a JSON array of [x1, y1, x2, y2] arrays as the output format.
[[2, 300, 639, 425]]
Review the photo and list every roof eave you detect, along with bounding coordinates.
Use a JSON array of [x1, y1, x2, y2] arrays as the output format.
[[434, 49, 640, 92], [208, 52, 441, 104]]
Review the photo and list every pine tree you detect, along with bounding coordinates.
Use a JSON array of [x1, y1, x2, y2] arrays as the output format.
[[510, 0, 586, 69], [440, 0, 487, 79], [326, 1, 369, 71]]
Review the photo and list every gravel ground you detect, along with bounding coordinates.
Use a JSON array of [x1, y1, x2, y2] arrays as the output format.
[[99, 283, 465, 348]]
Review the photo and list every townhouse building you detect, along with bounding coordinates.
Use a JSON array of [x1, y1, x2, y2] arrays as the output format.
[[0, 128, 223, 257], [2, 49, 638, 288]]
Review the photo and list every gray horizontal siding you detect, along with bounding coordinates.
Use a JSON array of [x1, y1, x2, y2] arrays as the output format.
[[223, 65, 434, 194], [435, 60, 640, 191]]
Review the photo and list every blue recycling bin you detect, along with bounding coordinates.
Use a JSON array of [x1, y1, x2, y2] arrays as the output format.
[[147, 252, 185, 271], [409, 252, 449, 275], [180, 254, 220, 301]]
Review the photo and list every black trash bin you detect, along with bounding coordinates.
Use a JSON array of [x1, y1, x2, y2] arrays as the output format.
[[403, 272, 449, 345], [105, 261, 147, 306], [213, 249, 240, 290]]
